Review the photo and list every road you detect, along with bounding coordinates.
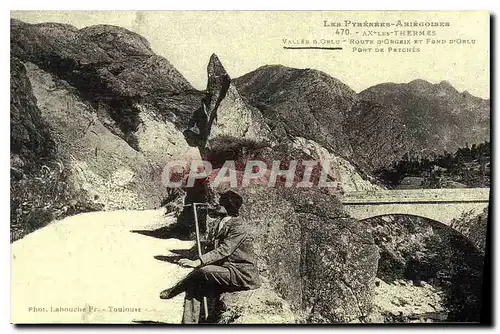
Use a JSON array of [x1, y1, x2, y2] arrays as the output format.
[[11, 208, 193, 324]]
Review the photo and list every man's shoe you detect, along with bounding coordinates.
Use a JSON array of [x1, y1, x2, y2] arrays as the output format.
[[159, 288, 175, 300]]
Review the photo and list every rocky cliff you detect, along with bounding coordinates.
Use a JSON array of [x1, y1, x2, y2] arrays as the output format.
[[10, 19, 201, 241]]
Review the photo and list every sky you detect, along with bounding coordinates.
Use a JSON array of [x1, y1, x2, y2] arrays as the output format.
[[11, 11, 490, 99]]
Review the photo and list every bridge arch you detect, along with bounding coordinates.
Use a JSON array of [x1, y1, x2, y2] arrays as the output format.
[[341, 188, 489, 253], [356, 212, 482, 253], [343, 202, 488, 227]]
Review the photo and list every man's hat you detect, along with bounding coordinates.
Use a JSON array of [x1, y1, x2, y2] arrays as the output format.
[[219, 190, 243, 217]]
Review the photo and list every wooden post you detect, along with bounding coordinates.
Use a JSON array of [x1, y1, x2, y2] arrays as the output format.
[[192, 203, 209, 321]]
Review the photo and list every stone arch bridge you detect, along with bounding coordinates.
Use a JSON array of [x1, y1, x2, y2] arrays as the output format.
[[341, 188, 490, 252]]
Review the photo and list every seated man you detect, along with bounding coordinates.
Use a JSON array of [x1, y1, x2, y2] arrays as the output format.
[[159, 190, 261, 324]]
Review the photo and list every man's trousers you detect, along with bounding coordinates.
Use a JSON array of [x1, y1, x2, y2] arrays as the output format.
[[168, 265, 234, 324]]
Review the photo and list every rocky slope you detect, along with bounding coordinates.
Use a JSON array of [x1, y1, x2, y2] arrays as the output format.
[[11, 57, 103, 241], [368, 215, 484, 322], [450, 206, 489, 254], [10, 19, 201, 241], [234, 65, 356, 159], [345, 100, 409, 172]]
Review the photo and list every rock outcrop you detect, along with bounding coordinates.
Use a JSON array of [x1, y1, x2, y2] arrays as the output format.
[[176, 57, 382, 323], [236, 186, 379, 323], [207, 84, 275, 149]]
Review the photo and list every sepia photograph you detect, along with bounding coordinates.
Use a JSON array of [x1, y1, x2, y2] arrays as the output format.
[[9, 10, 491, 324]]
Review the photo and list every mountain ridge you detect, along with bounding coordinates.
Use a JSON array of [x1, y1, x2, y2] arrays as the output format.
[[234, 64, 490, 172]]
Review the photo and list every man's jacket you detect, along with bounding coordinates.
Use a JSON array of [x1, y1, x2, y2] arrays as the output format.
[[200, 217, 261, 289]]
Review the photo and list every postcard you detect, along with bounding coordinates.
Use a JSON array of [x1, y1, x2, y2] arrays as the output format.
[[10, 10, 490, 324]]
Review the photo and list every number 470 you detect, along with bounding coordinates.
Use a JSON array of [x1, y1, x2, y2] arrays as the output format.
[[335, 29, 350, 35]]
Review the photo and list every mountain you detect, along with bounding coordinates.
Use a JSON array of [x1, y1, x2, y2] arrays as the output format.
[[235, 68, 490, 173], [356, 80, 490, 171], [234, 65, 356, 158]]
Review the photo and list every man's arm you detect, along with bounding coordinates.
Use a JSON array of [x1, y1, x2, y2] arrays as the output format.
[[199, 221, 246, 266]]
